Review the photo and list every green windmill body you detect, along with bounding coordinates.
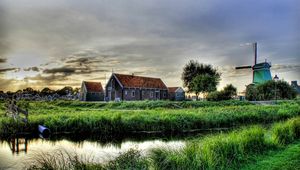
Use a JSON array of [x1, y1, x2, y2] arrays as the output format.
[[236, 42, 272, 84], [252, 62, 272, 84]]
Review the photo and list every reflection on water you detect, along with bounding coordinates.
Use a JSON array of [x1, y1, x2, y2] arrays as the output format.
[[7, 137, 28, 154], [0, 135, 185, 170]]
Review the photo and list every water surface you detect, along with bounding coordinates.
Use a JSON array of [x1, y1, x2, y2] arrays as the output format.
[[0, 136, 185, 169]]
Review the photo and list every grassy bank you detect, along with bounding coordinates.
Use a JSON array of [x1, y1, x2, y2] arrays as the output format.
[[25, 116, 300, 170], [0, 101, 299, 136], [150, 116, 300, 170], [241, 141, 300, 170]]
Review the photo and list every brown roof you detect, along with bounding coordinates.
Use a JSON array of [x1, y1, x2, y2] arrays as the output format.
[[168, 87, 179, 93], [84, 81, 103, 92], [114, 73, 167, 89]]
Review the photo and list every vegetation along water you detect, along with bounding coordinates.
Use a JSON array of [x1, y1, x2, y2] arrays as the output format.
[[0, 100, 299, 136], [23, 116, 300, 170]]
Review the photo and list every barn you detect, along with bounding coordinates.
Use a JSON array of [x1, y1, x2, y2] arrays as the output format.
[[105, 73, 168, 101], [80, 81, 104, 101], [168, 87, 185, 101]]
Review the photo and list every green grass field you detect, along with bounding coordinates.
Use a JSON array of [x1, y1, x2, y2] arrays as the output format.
[[241, 141, 300, 170], [0, 100, 299, 136]]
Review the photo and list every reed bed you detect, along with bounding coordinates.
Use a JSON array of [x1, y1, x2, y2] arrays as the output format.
[[26, 100, 254, 110], [150, 116, 300, 170], [0, 101, 299, 136]]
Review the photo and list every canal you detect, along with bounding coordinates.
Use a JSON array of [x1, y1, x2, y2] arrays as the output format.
[[0, 134, 189, 169]]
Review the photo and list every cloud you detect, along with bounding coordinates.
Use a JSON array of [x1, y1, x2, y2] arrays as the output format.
[[272, 64, 300, 73], [23, 67, 40, 72], [0, 2, 9, 57], [43, 67, 76, 75], [0, 0, 299, 92], [66, 57, 91, 64], [0, 78, 16, 91], [24, 74, 67, 82], [0, 67, 19, 73], [0, 58, 6, 63]]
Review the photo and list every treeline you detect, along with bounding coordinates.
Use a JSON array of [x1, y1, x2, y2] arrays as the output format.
[[0, 86, 80, 98], [246, 80, 297, 101], [182, 60, 298, 101], [182, 60, 238, 101]]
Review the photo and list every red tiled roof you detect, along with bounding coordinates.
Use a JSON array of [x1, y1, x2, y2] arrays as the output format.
[[114, 73, 167, 89], [84, 81, 103, 92], [168, 87, 179, 93]]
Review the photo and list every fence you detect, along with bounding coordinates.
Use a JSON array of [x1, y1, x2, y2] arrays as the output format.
[[5, 99, 29, 123]]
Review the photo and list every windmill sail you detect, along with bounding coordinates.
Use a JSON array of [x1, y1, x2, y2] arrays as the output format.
[[253, 42, 257, 65], [235, 42, 272, 84], [235, 65, 252, 69]]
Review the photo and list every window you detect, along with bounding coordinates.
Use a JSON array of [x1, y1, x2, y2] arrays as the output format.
[[163, 92, 166, 97], [131, 90, 135, 97], [142, 91, 145, 96], [125, 90, 128, 95], [150, 91, 153, 98]]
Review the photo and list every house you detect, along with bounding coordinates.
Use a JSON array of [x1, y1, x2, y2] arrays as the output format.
[[168, 87, 185, 101], [80, 81, 104, 101], [291, 81, 300, 95], [105, 73, 168, 101]]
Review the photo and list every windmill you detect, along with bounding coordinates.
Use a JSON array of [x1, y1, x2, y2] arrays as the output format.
[[235, 42, 272, 84]]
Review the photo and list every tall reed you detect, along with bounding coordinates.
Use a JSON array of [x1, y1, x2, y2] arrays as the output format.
[[150, 116, 300, 170]]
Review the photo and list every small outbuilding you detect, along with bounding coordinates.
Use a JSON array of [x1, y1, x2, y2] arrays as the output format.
[[80, 81, 104, 101], [168, 87, 185, 101]]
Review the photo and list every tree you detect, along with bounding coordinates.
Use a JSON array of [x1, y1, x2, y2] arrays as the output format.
[[190, 74, 219, 98], [41, 87, 55, 96], [245, 80, 297, 101], [73, 87, 80, 95], [56, 86, 73, 96], [223, 84, 237, 100], [245, 84, 258, 101], [207, 84, 237, 101], [182, 60, 221, 98], [22, 87, 34, 94]]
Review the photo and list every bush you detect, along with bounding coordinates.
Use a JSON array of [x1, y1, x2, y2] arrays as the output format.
[[246, 80, 297, 101], [207, 84, 237, 101]]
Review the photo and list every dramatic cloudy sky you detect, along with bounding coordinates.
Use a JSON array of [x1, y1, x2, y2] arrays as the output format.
[[0, 0, 299, 92]]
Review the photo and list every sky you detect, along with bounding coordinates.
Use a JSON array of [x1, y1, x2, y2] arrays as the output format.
[[0, 0, 299, 92]]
